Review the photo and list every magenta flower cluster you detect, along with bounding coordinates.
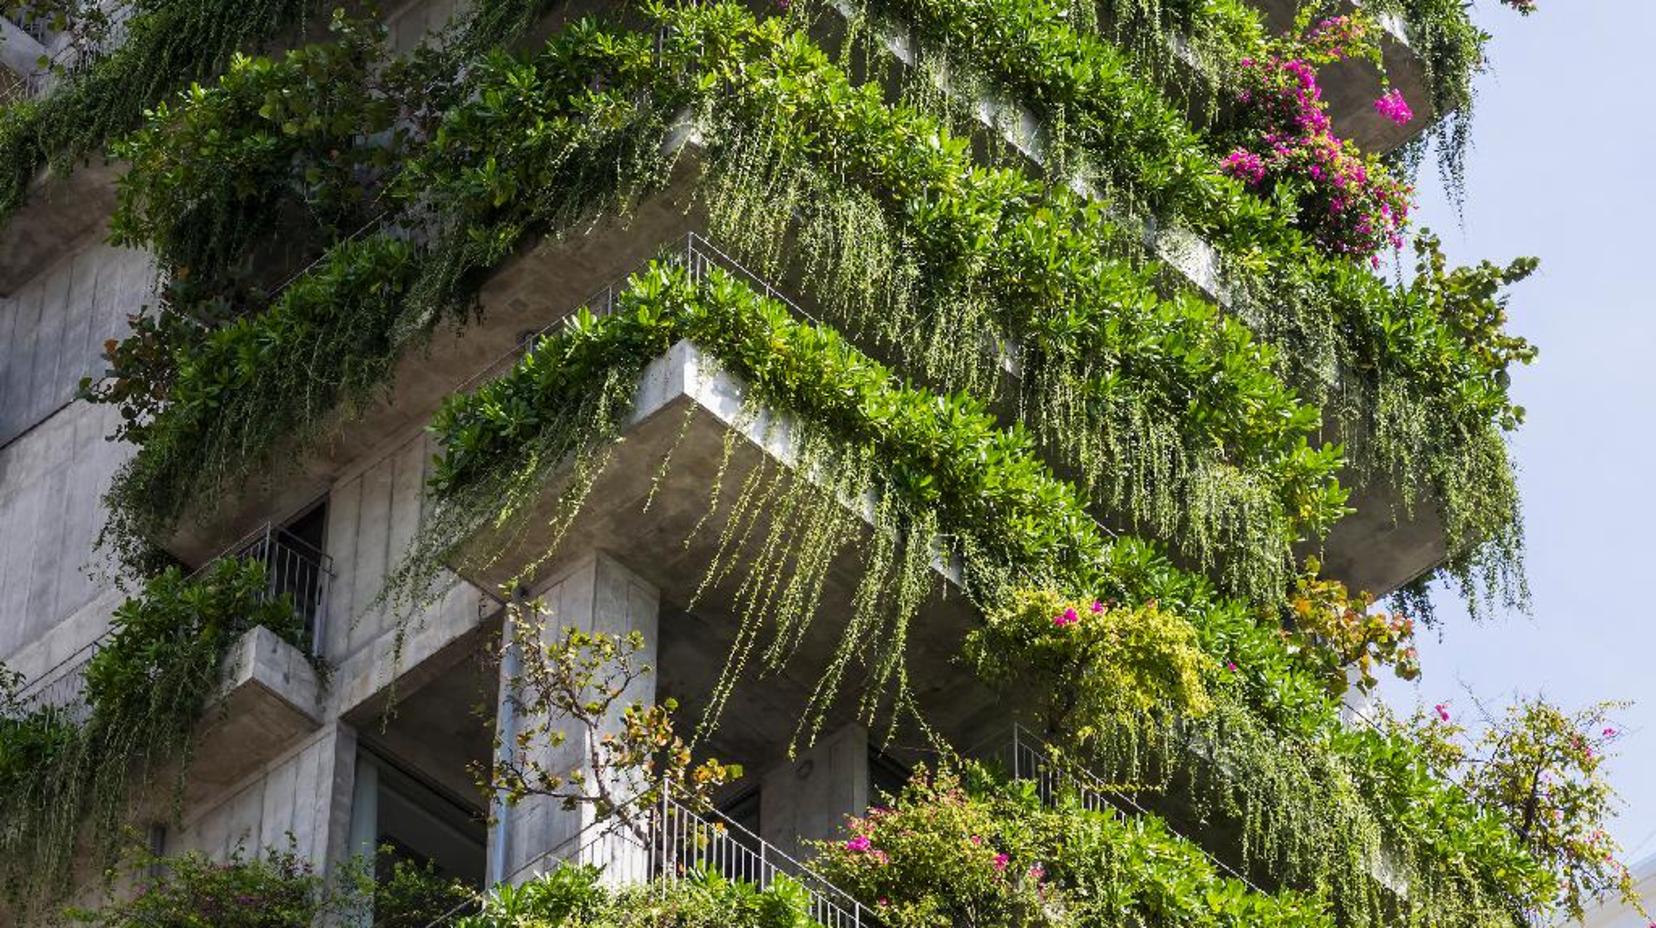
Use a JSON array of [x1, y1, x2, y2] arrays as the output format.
[[1223, 46, 1413, 259], [1373, 88, 1414, 127]]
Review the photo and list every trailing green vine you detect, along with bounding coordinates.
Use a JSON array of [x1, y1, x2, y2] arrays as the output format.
[[410, 260, 1552, 923], [0, 558, 310, 914], [0, 0, 319, 224]]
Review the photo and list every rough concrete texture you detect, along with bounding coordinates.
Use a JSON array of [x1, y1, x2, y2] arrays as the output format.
[[0, 163, 122, 297], [760, 723, 870, 861], [187, 626, 325, 803], [490, 551, 661, 882]]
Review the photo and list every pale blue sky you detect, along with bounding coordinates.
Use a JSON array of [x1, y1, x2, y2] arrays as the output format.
[[1377, 0, 1656, 860]]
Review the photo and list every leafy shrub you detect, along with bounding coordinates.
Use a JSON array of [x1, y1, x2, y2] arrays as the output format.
[[455, 863, 815, 928]]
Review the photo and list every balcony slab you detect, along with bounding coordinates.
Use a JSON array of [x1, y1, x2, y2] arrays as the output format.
[[165, 143, 708, 565], [185, 625, 323, 802], [0, 161, 119, 297], [444, 339, 997, 770]]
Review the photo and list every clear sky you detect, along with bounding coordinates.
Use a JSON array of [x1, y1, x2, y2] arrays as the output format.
[[1376, 0, 1656, 862]]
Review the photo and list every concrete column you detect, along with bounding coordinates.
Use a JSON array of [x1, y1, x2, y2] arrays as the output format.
[[760, 723, 869, 860], [487, 550, 660, 885]]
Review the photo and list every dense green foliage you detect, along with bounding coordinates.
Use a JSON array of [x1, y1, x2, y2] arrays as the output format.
[[815, 765, 1333, 928], [67, 845, 349, 928], [455, 864, 815, 928], [0, 0, 315, 223], [0, 559, 307, 911], [419, 261, 1551, 924], [19, 0, 1603, 922], [806, 0, 1534, 610]]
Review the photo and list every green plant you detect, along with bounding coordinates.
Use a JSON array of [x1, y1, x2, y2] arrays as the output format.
[[813, 764, 1334, 928], [487, 607, 742, 834], [965, 589, 1215, 740], [454, 863, 816, 928], [412, 261, 1552, 923], [66, 842, 356, 928], [1279, 558, 1420, 696], [1400, 698, 1647, 922], [0, 558, 311, 912], [108, 11, 402, 300], [0, 0, 318, 225]]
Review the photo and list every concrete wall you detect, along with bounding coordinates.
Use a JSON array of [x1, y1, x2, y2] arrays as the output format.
[[0, 240, 147, 674], [166, 722, 358, 872], [0, 242, 148, 446]]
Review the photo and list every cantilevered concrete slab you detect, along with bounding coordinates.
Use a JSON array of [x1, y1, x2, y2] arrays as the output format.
[[185, 624, 324, 803], [0, 161, 119, 296], [166, 142, 709, 565], [442, 340, 1003, 775]]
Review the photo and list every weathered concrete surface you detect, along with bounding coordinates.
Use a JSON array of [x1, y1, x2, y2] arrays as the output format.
[[186, 625, 324, 802], [1307, 473, 1447, 598], [760, 723, 869, 860], [0, 162, 121, 297], [445, 341, 1001, 781]]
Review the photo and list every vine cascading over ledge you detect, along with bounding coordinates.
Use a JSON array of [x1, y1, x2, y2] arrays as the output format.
[[402, 259, 1550, 926], [797, 0, 1536, 617], [59, 1, 1537, 612], [57, 0, 1597, 923]]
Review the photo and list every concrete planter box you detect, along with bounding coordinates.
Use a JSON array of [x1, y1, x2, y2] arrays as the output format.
[[184, 625, 324, 802]]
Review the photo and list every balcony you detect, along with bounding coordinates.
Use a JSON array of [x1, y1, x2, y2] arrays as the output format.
[[0, 3, 130, 295], [433, 789, 874, 927], [163, 133, 708, 566], [4, 522, 330, 800]]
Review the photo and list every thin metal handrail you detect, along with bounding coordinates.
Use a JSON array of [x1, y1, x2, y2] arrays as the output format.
[[999, 723, 1268, 894], [431, 786, 870, 928], [3, 521, 332, 718]]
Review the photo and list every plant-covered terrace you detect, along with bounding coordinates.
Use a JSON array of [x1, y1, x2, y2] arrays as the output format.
[[0, 0, 1638, 925]]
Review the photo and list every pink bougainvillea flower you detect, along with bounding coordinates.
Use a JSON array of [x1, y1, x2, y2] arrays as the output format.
[[1435, 703, 1451, 723], [845, 835, 871, 853], [1225, 660, 1238, 673], [970, 834, 983, 846], [993, 853, 1010, 872], [1603, 727, 1618, 738], [1028, 862, 1046, 881], [1090, 599, 1105, 614], [1373, 89, 1413, 126], [1220, 148, 1267, 186], [1054, 607, 1080, 627]]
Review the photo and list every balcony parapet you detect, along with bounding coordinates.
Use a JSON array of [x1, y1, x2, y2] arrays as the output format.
[[5, 520, 330, 721], [434, 788, 875, 927]]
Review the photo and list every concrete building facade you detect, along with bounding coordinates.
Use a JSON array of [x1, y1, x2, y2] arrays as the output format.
[[0, 0, 1533, 923]]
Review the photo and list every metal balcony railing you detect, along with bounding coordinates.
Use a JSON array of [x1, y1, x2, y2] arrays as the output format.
[[0, 1, 134, 107], [2, 521, 331, 720], [986, 723, 1266, 894], [426, 791, 873, 928]]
